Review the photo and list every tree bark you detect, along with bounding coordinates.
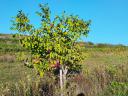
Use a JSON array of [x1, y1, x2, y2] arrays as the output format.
[[60, 68, 63, 96], [63, 66, 68, 89], [59, 65, 68, 96]]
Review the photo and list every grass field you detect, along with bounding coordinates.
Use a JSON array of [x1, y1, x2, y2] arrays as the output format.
[[0, 34, 128, 96]]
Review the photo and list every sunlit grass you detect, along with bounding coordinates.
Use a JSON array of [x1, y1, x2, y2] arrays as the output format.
[[0, 34, 128, 96]]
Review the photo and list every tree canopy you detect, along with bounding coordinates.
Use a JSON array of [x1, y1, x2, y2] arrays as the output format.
[[11, 4, 91, 77]]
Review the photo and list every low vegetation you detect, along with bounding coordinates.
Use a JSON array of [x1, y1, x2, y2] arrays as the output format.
[[0, 34, 128, 96]]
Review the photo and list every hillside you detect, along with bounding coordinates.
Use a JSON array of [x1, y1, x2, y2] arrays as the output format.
[[0, 34, 128, 96]]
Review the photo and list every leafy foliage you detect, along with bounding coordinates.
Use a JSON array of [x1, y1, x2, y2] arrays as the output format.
[[11, 4, 91, 76]]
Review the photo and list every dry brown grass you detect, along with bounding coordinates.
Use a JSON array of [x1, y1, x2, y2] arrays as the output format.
[[0, 54, 15, 63]]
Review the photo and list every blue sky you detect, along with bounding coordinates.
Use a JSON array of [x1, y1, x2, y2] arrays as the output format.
[[0, 0, 128, 45]]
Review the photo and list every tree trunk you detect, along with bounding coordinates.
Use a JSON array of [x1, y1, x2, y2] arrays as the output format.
[[59, 66, 68, 96], [60, 68, 63, 96], [63, 66, 68, 89]]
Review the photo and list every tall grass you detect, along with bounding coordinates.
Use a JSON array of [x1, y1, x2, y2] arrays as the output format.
[[0, 60, 127, 96]]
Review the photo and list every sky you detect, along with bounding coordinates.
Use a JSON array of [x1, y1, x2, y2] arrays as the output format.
[[0, 0, 128, 45]]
